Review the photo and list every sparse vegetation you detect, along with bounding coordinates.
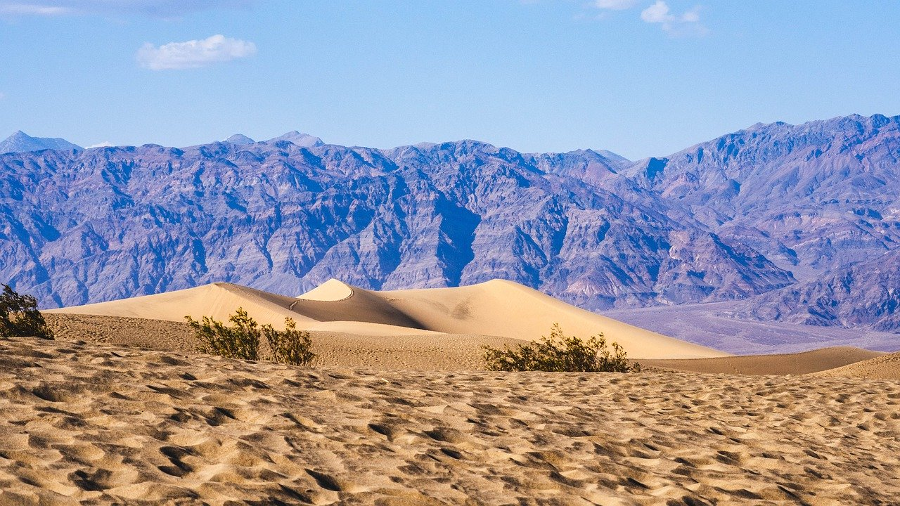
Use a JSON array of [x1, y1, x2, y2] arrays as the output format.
[[0, 284, 54, 340], [263, 318, 315, 366], [186, 308, 315, 366], [482, 323, 639, 372]]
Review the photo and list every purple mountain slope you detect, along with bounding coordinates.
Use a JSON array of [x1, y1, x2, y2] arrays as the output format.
[[0, 140, 790, 310], [0, 131, 82, 154], [1, 114, 899, 334]]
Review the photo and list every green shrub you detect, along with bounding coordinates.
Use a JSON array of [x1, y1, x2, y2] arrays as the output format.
[[263, 318, 315, 366], [186, 307, 260, 361], [482, 323, 640, 372], [0, 284, 54, 340], [186, 308, 315, 366]]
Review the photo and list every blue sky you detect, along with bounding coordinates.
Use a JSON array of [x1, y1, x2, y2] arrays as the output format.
[[1, 0, 899, 159]]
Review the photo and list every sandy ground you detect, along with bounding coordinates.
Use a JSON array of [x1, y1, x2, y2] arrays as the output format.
[[1, 336, 899, 505], [45, 314, 525, 371], [641, 347, 886, 376], [44, 313, 893, 375], [814, 351, 900, 380]]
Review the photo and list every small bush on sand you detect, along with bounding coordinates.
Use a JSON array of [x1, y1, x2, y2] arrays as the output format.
[[186, 308, 315, 366], [186, 308, 260, 361], [0, 284, 54, 340], [482, 323, 639, 372], [263, 318, 315, 366]]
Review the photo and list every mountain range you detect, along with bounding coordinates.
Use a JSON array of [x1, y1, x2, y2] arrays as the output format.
[[0, 131, 83, 154], [1, 114, 898, 337]]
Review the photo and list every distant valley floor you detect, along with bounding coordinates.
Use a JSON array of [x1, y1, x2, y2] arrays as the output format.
[[605, 301, 900, 355]]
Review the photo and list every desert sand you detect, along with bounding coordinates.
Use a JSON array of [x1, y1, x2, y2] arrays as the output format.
[[2, 335, 899, 505], [14, 280, 900, 504], [49, 279, 726, 359], [814, 351, 900, 380], [641, 347, 886, 376]]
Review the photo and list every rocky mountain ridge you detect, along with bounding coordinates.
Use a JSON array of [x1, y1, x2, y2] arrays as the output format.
[[1, 115, 898, 333], [0, 131, 82, 154]]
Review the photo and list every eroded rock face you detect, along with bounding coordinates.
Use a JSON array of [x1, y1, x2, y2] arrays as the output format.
[[0, 138, 791, 310], [3, 114, 899, 331], [621, 114, 900, 330], [622, 114, 900, 281]]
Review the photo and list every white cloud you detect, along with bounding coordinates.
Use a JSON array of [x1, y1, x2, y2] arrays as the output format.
[[0, 1, 252, 18], [640, 1, 670, 22], [594, 0, 638, 10], [0, 3, 70, 15], [136, 34, 257, 71], [640, 1, 706, 35], [87, 141, 114, 148]]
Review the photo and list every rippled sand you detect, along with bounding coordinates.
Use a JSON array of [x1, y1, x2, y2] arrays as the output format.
[[2, 336, 899, 505]]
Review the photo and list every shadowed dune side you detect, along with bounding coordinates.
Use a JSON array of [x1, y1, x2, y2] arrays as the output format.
[[641, 347, 886, 376], [291, 281, 430, 331], [813, 352, 900, 380]]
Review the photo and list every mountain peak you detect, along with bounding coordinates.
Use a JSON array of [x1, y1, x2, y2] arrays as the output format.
[[225, 134, 255, 145], [0, 131, 83, 154], [266, 131, 324, 148]]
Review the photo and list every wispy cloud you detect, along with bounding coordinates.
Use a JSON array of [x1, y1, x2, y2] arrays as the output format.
[[136, 34, 257, 71], [640, 1, 706, 35], [87, 141, 114, 148], [0, 3, 70, 15], [593, 0, 638, 10], [0, 1, 252, 18]]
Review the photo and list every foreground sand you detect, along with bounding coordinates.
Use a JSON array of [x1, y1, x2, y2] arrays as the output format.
[[2, 336, 899, 505]]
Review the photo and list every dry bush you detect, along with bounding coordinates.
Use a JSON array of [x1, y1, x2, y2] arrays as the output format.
[[186, 307, 260, 361], [263, 318, 315, 366], [187, 308, 315, 366], [483, 323, 639, 372], [0, 284, 54, 340]]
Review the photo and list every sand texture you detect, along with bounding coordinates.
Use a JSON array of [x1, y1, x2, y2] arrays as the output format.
[[2, 336, 899, 505], [48, 279, 727, 359], [641, 347, 886, 376], [45, 313, 524, 371], [814, 351, 900, 380]]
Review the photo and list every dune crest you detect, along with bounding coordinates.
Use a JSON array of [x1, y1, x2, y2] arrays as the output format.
[[49, 279, 727, 359], [296, 278, 354, 301]]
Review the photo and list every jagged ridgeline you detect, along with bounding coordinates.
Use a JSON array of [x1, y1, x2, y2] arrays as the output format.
[[1, 114, 899, 330]]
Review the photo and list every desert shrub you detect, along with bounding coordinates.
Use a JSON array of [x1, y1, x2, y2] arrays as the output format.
[[263, 318, 315, 366], [186, 307, 260, 361], [186, 309, 315, 366], [483, 323, 639, 372], [0, 284, 54, 340]]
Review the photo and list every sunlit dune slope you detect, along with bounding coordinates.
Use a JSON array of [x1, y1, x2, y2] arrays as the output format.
[[49, 282, 311, 328]]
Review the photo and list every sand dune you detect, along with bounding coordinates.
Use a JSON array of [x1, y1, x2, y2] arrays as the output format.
[[49, 282, 314, 329], [50, 279, 726, 360], [375, 280, 725, 359], [1, 336, 898, 505], [641, 347, 885, 376], [814, 351, 900, 380]]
